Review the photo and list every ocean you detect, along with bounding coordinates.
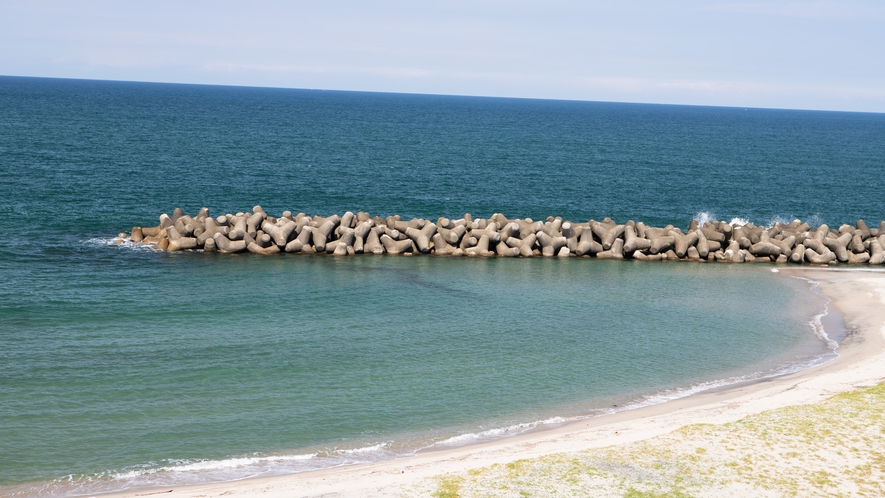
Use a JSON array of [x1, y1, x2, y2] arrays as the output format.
[[1, 75, 883, 496]]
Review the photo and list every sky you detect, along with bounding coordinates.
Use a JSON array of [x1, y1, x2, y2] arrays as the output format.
[[1, 1, 883, 112]]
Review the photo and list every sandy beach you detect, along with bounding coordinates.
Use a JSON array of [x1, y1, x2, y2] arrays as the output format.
[[101, 268, 885, 498]]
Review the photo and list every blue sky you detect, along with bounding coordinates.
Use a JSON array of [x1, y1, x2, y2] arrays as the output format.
[[2, 1, 883, 112]]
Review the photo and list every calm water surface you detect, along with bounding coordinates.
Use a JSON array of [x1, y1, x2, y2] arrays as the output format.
[[1, 76, 882, 495]]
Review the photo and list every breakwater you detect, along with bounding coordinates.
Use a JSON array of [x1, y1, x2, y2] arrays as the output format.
[[125, 206, 885, 265]]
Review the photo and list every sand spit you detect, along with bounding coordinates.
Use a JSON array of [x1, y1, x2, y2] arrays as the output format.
[[123, 207, 885, 265], [98, 269, 885, 497]]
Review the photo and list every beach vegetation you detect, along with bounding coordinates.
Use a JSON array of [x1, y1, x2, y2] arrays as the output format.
[[432, 475, 464, 498], [417, 382, 885, 497], [622, 487, 692, 498]]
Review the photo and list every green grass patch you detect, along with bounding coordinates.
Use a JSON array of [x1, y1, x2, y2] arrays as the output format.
[[411, 382, 885, 497], [432, 475, 464, 498]]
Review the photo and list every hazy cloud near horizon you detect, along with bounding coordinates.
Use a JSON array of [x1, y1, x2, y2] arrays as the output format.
[[1, 0, 883, 112]]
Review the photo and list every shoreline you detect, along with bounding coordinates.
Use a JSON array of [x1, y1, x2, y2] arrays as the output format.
[[90, 267, 885, 498]]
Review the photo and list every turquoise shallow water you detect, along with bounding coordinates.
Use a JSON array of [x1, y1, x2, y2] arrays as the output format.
[[2, 253, 829, 495], [0, 76, 881, 496]]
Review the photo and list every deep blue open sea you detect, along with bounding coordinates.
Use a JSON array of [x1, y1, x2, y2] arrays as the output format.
[[1, 76, 884, 496]]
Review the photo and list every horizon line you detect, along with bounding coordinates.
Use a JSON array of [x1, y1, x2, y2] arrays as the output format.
[[3, 73, 882, 116]]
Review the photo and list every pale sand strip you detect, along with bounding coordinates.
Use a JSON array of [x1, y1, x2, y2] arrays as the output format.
[[103, 268, 885, 498]]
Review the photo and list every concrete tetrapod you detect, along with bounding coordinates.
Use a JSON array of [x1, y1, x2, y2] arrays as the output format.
[[196, 218, 229, 246], [790, 244, 807, 264], [823, 233, 852, 263], [380, 234, 414, 254], [213, 233, 247, 253], [596, 238, 625, 259], [312, 219, 338, 253], [699, 227, 726, 244], [166, 226, 198, 251], [871, 239, 885, 265], [519, 233, 537, 258], [228, 217, 247, 241], [246, 212, 265, 237], [575, 228, 602, 257], [537, 231, 567, 257], [466, 235, 491, 257], [806, 248, 836, 264], [203, 237, 217, 252], [501, 222, 521, 240], [285, 226, 313, 253], [247, 241, 280, 255], [749, 241, 782, 259], [850, 234, 866, 254], [671, 230, 698, 259], [623, 225, 651, 255], [262, 219, 297, 247], [591, 222, 625, 250], [804, 239, 836, 263], [327, 229, 355, 255], [352, 221, 373, 254], [467, 227, 501, 244], [649, 235, 675, 255], [405, 223, 438, 253], [159, 213, 173, 230], [440, 224, 467, 245], [431, 233, 456, 255], [125, 208, 885, 266], [496, 241, 521, 257], [695, 230, 710, 259], [365, 228, 385, 255]]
